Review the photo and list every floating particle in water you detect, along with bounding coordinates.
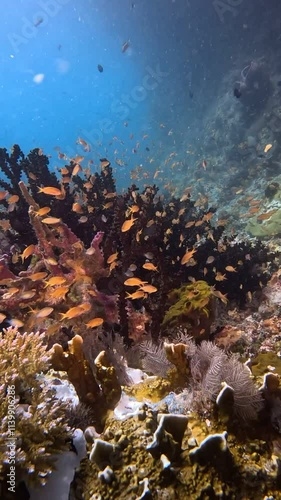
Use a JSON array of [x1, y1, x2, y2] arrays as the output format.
[[33, 73, 45, 84]]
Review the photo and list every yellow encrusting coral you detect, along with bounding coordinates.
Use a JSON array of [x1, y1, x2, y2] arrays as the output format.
[[161, 280, 216, 339]]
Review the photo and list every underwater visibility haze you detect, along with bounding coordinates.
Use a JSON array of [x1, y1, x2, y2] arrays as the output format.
[[1, 1, 281, 499]]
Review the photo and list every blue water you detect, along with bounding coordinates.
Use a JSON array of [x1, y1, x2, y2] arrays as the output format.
[[0, 0, 278, 190]]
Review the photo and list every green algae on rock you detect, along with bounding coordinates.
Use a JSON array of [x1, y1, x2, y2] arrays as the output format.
[[125, 374, 173, 403], [246, 207, 281, 237], [251, 352, 281, 377]]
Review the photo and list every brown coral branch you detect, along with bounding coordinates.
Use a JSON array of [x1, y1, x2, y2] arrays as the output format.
[[51, 335, 101, 405], [94, 350, 122, 409], [18, 180, 40, 210]]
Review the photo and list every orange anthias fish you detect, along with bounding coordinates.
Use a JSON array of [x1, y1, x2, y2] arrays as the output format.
[[28, 271, 48, 281], [72, 202, 83, 214], [34, 207, 51, 217], [21, 244, 35, 262], [3, 288, 19, 299], [126, 290, 146, 300], [103, 202, 114, 210], [38, 186, 62, 196], [49, 286, 69, 299], [7, 195, 19, 204], [42, 217, 61, 225], [203, 212, 214, 222], [100, 159, 110, 169], [124, 277, 147, 287], [71, 155, 85, 164], [44, 276, 66, 287], [215, 272, 227, 281], [19, 290, 35, 300], [256, 209, 278, 221], [225, 265, 237, 272], [185, 221, 195, 229], [72, 163, 82, 176], [139, 284, 158, 294], [142, 262, 158, 272], [107, 252, 118, 264], [128, 205, 140, 214], [9, 319, 24, 328], [0, 191, 8, 201], [264, 143, 273, 153], [121, 216, 137, 232], [212, 289, 228, 305], [181, 248, 196, 265], [104, 192, 117, 199], [86, 317, 104, 328], [36, 307, 54, 319], [60, 304, 90, 321], [76, 137, 91, 152]]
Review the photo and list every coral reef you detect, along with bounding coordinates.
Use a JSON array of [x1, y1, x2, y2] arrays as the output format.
[[0, 181, 118, 341], [0, 146, 276, 348], [235, 59, 273, 119], [70, 406, 281, 500], [0, 327, 71, 494], [0, 145, 280, 496]]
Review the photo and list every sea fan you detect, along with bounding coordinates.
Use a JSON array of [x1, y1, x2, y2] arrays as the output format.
[[191, 342, 263, 421], [174, 329, 197, 355], [190, 340, 228, 385], [202, 353, 228, 401], [139, 339, 173, 377], [220, 354, 263, 421], [65, 402, 95, 431], [83, 330, 131, 386]]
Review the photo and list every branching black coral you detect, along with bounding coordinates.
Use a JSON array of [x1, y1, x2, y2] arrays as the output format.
[[0, 144, 277, 347]]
